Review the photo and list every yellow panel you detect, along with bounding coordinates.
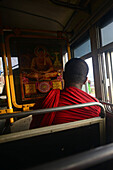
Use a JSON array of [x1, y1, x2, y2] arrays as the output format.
[[25, 84, 37, 95], [52, 81, 62, 90]]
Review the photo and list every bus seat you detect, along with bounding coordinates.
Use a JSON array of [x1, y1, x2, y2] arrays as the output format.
[[0, 117, 105, 169]]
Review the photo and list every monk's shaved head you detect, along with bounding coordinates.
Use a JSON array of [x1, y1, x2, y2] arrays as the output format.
[[64, 58, 89, 86]]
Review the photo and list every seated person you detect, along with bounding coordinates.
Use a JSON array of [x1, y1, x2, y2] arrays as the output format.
[[27, 47, 56, 80], [31, 48, 54, 73], [30, 58, 101, 129]]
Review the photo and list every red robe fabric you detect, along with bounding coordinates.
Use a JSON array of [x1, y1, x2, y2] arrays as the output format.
[[30, 87, 101, 129]]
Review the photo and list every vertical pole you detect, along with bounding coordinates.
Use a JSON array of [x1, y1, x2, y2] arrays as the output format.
[[101, 53, 108, 102], [1, 30, 12, 109], [67, 41, 71, 60], [106, 52, 113, 103], [5, 35, 22, 109]]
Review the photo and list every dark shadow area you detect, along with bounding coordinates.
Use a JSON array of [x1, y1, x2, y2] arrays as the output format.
[[0, 124, 100, 170]]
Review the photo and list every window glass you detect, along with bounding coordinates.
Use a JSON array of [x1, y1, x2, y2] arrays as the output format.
[[101, 21, 113, 46], [74, 38, 91, 58], [0, 57, 4, 94], [82, 58, 95, 97], [11, 57, 19, 70], [0, 57, 19, 95], [63, 53, 68, 71], [0, 57, 3, 73]]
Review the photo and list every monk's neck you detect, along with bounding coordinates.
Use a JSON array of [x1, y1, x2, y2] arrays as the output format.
[[65, 83, 82, 89]]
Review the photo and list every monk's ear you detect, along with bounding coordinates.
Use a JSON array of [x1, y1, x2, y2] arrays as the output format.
[[83, 77, 88, 84]]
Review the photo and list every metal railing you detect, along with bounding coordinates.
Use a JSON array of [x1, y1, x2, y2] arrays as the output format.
[[100, 100, 113, 113], [0, 102, 105, 119], [98, 51, 113, 104]]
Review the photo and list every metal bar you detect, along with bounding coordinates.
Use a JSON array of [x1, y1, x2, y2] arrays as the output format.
[[98, 42, 113, 54], [0, 102, 105, 119], [0, 30, 14, 123], [102, 52, 108, 101], [106, 52, 113, 103], [99, 52, 108, 102], [100, 100, 113, 112], [67, 42, 71, 60], [110, 52, 113, 103], [111, 52, 113, 78], [36, 142, 113, 170], [98, 54, 105, 101], [100, 100, 113, 106], [5, 35, 23, 109]]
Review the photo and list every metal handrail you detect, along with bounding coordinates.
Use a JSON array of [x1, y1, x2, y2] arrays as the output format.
[[36, 142, 113, 170], [100, 100, 113, 106], [0, 102, 105, 119], [100, 100, 113, 113]]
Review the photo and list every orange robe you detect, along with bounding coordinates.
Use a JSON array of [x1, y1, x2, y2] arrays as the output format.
[[30, 87, 101, 129]]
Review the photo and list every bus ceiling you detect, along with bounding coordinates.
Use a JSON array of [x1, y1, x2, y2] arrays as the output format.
[[0, 0, 112, 41]]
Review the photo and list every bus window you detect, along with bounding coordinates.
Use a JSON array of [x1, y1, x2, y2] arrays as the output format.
[[0, 57, 19, 95], [82, 58, 95, 97], [72, 34, 94, 96], [101, 21, 113, 47], [11, 57, 19, 70], [98, 51, 113, 104], [63, 53, 68, 70], [74, 38, 91, 58]]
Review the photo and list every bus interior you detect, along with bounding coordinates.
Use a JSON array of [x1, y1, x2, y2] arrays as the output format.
[[0, 0, 113, 169]]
